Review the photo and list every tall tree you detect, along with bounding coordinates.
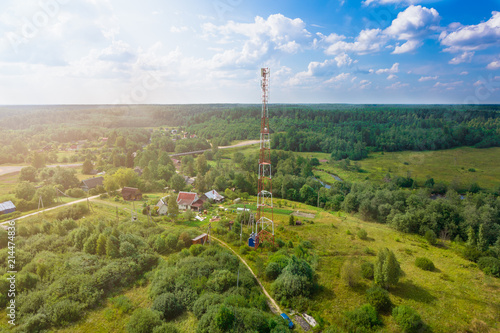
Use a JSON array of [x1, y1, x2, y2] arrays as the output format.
[[170, 173, 185, 193], [167, 195, 179, 218], [82, 159, 93, 175], [96, 234, 107, 256], [31, 152, 46, 169]]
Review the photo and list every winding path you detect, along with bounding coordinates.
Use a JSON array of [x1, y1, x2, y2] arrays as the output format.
[[210, 235, 282, 315]]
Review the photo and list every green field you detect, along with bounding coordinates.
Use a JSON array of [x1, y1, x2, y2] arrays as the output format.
[[301, 147, 500, 190]]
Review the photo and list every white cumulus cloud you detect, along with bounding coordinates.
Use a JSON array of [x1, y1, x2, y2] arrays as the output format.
[[439, 11, 500, 52], [487, 60, 500, 70], [449, 51, 474, 65], [384, 5, 440, 54]]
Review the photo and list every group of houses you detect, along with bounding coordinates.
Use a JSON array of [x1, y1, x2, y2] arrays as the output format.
[[80, 175, 223, 215], [156, 189, 224, 215]]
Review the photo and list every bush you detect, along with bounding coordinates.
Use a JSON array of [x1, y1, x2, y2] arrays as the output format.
[[49, 300, 83, 326], [151, 292, 183, 320], [392, 305, 423, 333], [110, 295, 134, 314], [152, 323, 180, 333], [462, 245, 482, 262], [126, 308, 162, 333], [366, 286, 392, 312], [424, 229, 437, 245], [415, 257, 435, 271], [340, 260, 361, 288], [265, 262, 282, 280], [357, 229, 368, 240], [361, 262, 374, 280], [346, 304, 381, 329], [190, 244, 205, 256], [477, 257, 500, 277], [65, 188, 86, 198]]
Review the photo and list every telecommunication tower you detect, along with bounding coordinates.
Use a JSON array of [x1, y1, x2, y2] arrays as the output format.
[[249, 68, 274, 248]]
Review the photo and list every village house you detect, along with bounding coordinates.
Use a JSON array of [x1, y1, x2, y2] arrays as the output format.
[[176, 192, 204, 211], [122, 187, 142, 201], [80, 176, 104, 191], [0, 201, 16, 215]]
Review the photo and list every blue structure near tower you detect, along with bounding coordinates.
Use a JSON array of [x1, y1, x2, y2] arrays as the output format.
[[248, 232, 257, 248]]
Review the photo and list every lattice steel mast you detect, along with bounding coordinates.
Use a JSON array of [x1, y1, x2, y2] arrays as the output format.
[[254, 68, 274, 248]]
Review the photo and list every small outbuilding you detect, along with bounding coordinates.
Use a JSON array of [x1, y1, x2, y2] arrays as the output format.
[[192, 233, 208, 245], [156, 197, 169, 215], [0, 201, 16, 215], [204, 189, 224, 203], [122, 187, 142, 201]]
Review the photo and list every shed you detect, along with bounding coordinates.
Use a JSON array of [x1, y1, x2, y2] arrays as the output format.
[[81, 176, 104, 191], [192, 233, 208, 245], [204, 189, 224, 203], [122, 187, 142, 201], [0, 201, 16, 215], [156, 198, 168, 215]]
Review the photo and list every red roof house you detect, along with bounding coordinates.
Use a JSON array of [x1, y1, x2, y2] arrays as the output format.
[[176, 192, 204, 211]]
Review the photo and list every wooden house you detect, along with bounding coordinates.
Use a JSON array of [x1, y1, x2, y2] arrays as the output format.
[[122, 187, 142, 201], [81, 176, 104, 191]]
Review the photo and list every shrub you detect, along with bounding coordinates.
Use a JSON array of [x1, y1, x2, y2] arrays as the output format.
[[415, 257, 435, 271], [193, 293, 223, 319], [126, 308, 162, 333], [190, 244, 205, 256], [50, 300, 83, 326], [424, 229, 437, 245], [462, 245, 482, 262], [346, 304, 381, 329], [151, 292, 183, 320], [366, 286, 392, 312], [239, 245, 249, 255], [361, 262, 374, 280], [300, 240, 313, 249], [23, 313, 49, 332], [392, 305, 423, 333], [110, 295, 133, 314], [152, 323, 180, 333], [357, 229, 368, 240], [477, 257, 500, 277], [340, 260, 361, 288]]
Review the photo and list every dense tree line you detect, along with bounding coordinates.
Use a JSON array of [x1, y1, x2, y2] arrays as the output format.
[[184, 105, 500, 160]]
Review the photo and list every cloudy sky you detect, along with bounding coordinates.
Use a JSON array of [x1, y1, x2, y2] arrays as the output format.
[[0, 0, 499, 104]]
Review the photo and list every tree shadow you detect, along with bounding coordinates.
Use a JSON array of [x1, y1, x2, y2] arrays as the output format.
[[391, 280, 437, 304]]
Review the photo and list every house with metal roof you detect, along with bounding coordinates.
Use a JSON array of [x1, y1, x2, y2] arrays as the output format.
[[204, 189, 224, 203], [0, 201, 16, 215]]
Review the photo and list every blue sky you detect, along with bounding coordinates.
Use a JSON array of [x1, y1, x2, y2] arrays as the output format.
[[0, 0, 499, 104]]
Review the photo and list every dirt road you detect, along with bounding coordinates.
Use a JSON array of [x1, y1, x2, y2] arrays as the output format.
[[0, 163, 82, 177]]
